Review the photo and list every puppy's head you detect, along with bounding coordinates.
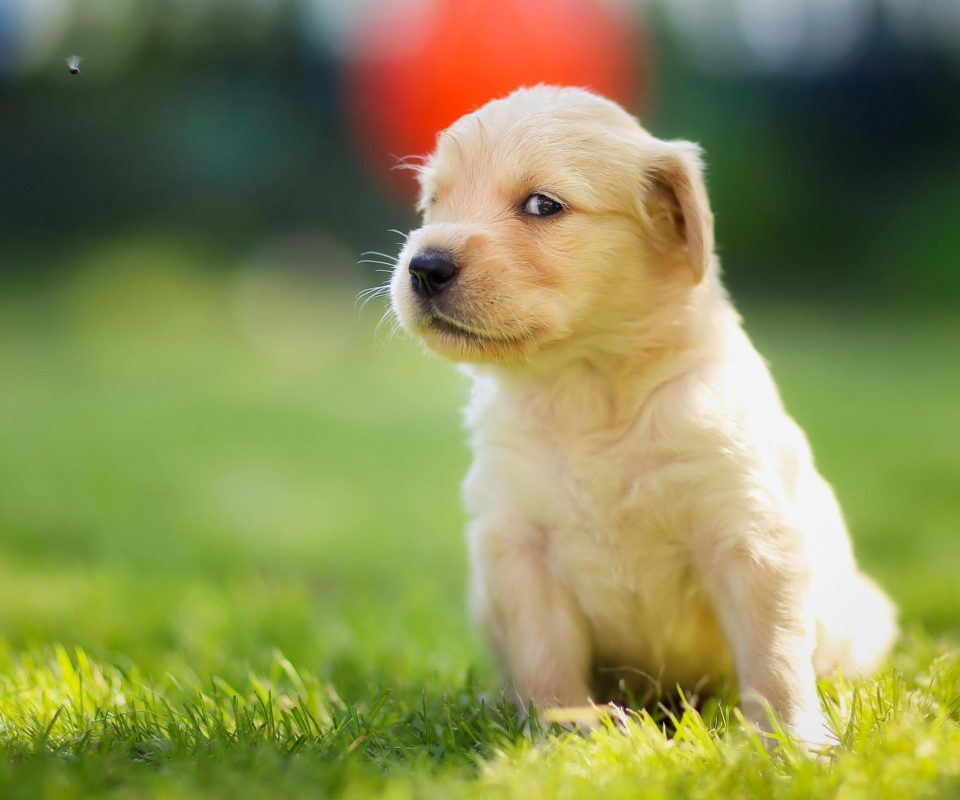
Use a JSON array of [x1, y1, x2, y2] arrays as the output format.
[[390, 86, 715, 365]]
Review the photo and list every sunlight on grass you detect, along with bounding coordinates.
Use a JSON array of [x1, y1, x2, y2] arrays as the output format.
[[1, 638, 959, 797]]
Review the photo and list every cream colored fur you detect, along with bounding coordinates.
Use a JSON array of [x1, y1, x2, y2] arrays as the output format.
[[388, 86, 898, 750]]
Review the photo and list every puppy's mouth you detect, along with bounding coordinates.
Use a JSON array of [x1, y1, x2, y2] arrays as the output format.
[[419, 308, 530, 347], [426, 310, 491, 339]]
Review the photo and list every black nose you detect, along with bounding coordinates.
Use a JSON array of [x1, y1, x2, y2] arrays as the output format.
[[408, 251, 458, 299]]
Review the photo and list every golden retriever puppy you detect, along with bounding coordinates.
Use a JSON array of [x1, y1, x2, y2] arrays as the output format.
[[388, 86, 897, 749]]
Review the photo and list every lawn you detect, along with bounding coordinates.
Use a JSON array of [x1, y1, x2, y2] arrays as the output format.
[[0, 254, 959, 798]]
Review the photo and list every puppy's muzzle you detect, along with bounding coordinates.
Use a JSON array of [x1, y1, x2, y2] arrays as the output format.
[[408, 250, 458, 299]]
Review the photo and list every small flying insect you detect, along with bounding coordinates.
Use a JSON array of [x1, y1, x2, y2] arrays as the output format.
[[65, 55, 82, 75]]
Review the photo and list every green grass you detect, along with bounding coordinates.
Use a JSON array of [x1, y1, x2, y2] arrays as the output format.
[[0, 254, 959, 797]]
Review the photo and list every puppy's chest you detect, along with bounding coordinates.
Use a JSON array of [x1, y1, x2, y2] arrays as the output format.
[[479, 418, 712, 666], [482, 417, 698, 600], [546, 439, 692, 589]]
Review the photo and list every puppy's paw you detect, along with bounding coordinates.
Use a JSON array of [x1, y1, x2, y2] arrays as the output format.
[[741, 699, 835, 759], [541, 702, 616, 733], [786, 710, 837, 759]]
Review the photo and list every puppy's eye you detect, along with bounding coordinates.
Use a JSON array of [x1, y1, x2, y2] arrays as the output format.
[[523, 194, 564, 217]]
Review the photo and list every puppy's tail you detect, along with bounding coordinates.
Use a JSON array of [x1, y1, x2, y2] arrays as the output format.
[[813, 570, 898, 678]]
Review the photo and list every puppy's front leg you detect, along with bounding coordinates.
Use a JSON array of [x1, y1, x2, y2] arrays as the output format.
[[699, 537, 831, 750], [470, 523, 593, 712]]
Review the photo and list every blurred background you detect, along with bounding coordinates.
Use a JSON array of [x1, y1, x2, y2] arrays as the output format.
[[3, 0, 960, 299], [0, 0, 958, 688]]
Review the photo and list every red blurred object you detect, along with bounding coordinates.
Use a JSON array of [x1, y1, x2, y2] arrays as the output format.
[[344, 0, 646, 197]]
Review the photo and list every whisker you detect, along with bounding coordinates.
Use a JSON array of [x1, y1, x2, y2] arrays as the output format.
[[391, 154, 429, 173], [359, 296, 389, 314], [384, 315, 404, 343], [375, 307, 400, 344], [355, 282, 392, 312], [388, 229, 409, 240], [356, 286, 389, 299], [361, 250, 397, 260]]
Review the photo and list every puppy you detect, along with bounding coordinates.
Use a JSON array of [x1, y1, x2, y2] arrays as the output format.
[[388, 86, 897, 748]]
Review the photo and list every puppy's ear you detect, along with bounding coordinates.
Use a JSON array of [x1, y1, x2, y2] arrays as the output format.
[[642, 142, 715, 283]]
